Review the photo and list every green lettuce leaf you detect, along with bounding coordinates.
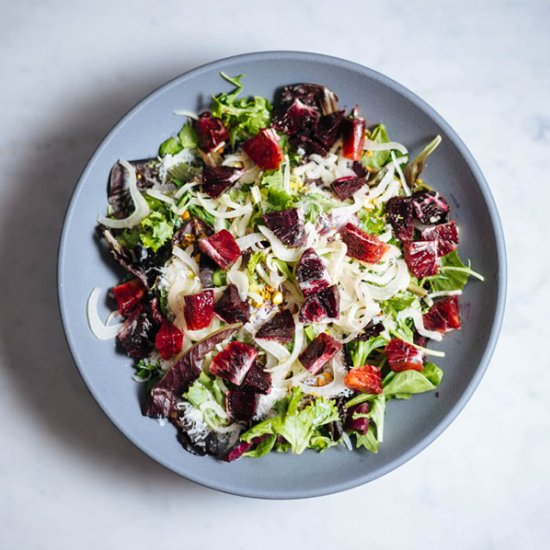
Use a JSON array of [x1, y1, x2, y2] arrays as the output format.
[[243, 434, 277, 458], [159, 137, 182, 157], [159, 121, 198, 157], [178, 122, 198, 149], [262, 168, 295, 209], [210, 73, 272, 147], [183, 372, 229, 432], [358, 204, 387, 235], [382, 366, 442, 399], [354, 425, 380, 453], [139, 211, 173, 252], [240, 387, 340, 455], [351, 395, 386, 452]]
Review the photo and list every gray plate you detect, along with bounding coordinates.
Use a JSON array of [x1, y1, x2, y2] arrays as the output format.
[[58, 51, 506, 499]]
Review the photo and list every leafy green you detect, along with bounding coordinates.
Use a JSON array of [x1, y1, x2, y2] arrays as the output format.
[[382, 367, 442, 399], [422, 362, 444, 386], [178, 122, 198, 149], [346, 335, 388, 368], [381, 291, 419, 343], [139, 211, 173, 252], [354, 425, 380, 453], [405, 135, 441, 188], [134, 359, 163, 393], [243, 435, 277, 458], [187, 203, 216, 227], [159, 121, 198, 157], [240, 387, 340, 454], [423, 250, 482, 292], [262, 168, 295, 209], [246, 251, 266, 288], [212, 268, 227, 287], [358, 204, 387, 235], [118, 195, 177, 252], [159, 137, 182, 157], [210, 73, 272, 147], [351, 395, 386, 453], [183, 372, 229, 432], [300, 192, 339, 224], [362, 124, 392, 172]]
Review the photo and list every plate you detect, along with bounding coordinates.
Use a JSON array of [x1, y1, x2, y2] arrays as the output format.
[[58, 51, 506, 499]]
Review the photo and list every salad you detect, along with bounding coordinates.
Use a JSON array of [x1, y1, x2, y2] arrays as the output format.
[[89, 74, 483, 461]]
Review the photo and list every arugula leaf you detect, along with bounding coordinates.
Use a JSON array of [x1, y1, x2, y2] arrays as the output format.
[[362, 124, 392, 172], [424, 250, 479, 292], [347, 335, 388, 368], [210, 73, 272, 147]]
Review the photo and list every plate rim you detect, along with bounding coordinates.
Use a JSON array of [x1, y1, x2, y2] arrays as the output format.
[[57, 50, 507, 499]]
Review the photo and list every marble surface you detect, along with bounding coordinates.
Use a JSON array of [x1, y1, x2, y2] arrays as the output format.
[[0, 1, 548, 548]]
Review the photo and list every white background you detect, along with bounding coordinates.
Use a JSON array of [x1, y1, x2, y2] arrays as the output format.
[[1, 1, 549, 548]]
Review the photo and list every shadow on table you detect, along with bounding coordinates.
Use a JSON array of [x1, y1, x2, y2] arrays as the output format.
[[0, 58, 220, 499]]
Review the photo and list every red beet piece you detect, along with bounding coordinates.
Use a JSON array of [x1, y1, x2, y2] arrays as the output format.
[[263, 208, 306, 247], [183, 290, 214, 330], [411, 191, 449, 225], [255, 310, 295, 343], [386, 196, 414, 242], [210, 341, 259, 385], [295, 248, 332, 296], [273, 98, 320, 136], [147, 325, 240, 417], [345, 402, 370, 434], [385, 338, 424, 372], [199, 229, 241, 270], [342, 110, 366, 161], [298, 333, 342, 374], [224, 434, 271, 462], [226, 389, 258, 422], [242, 362, 272, 395], [421, 221, 459, 257], [242, 128, 283, 170], [155, 321, 184, 360], [201, 165, 244, 198], [344, 364, 383, 394], [193, 112, 228, 152], [112, 279, 145, 316], [340, 223, 389, 264], [403, 240, 439, 278], [299, 285, 340, 323], [214, 284, 250, 324], [423, 296, 461, 333], [331, 175, 367, 200]]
